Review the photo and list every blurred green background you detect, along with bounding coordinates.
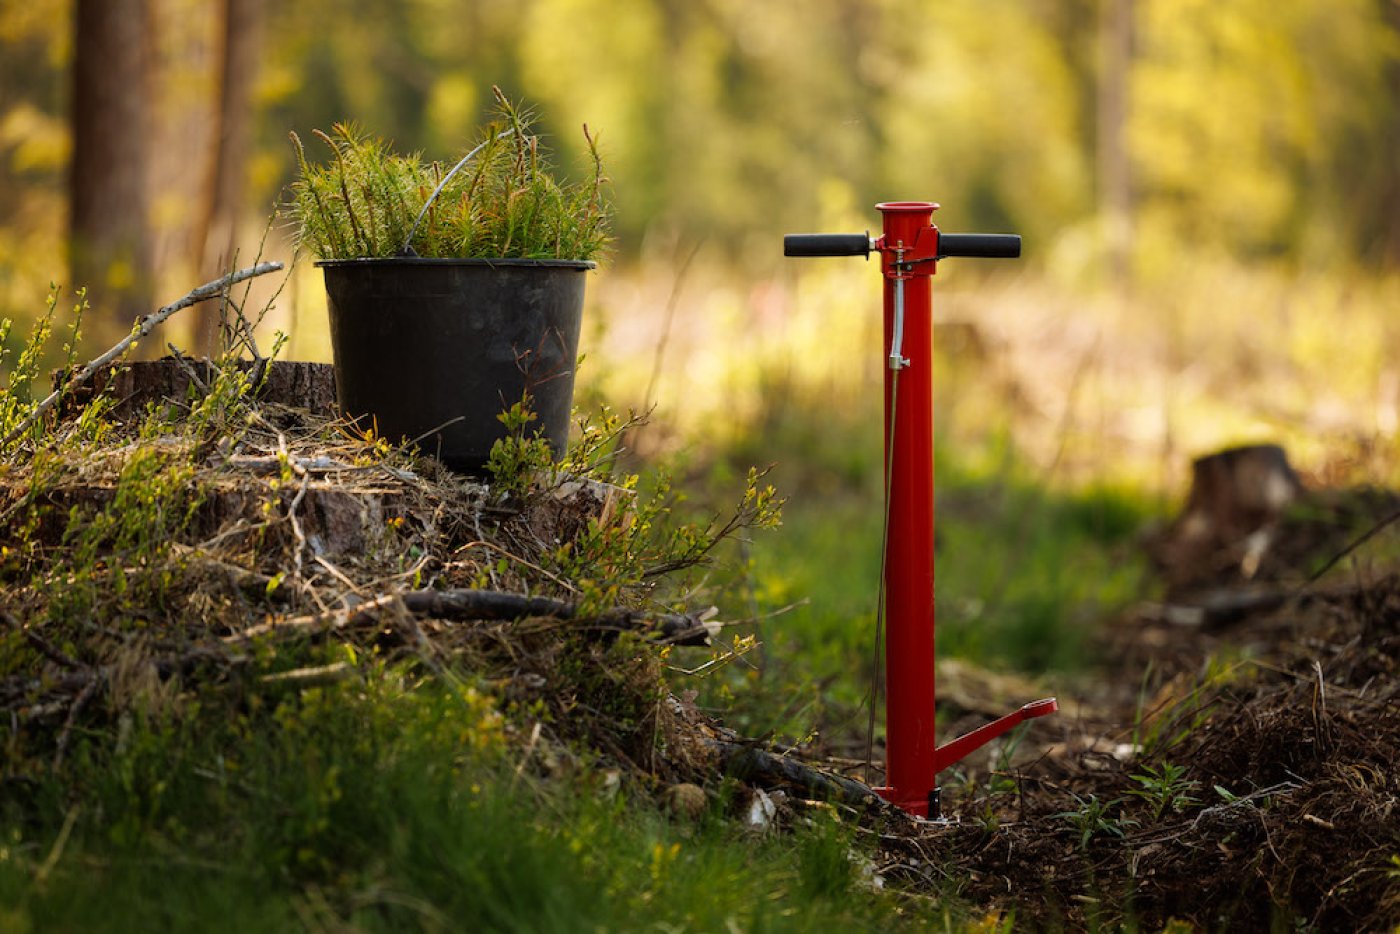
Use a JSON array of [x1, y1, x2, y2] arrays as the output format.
[[7, 8, 1400, 926], [4, 1, 1397, 311], [3, 0, 1400, 727]]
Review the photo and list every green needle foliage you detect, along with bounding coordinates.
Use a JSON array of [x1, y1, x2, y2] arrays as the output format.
[[289, 87, 610, 261]]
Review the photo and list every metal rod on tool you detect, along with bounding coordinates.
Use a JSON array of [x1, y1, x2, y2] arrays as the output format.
[[784, 204, 1049, 821], [874, 202, 940, 817]]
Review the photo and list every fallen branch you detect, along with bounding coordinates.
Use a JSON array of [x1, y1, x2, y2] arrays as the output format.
[[6, 591, 713, 718], [1303, 504, 1400, 588], [2, 261, 284, 451], [5, 613, 82, 670], [713, 740, 891, 810], [227, 594, 397, 643], [1142, 588, 1293, 628], [226, 588, 719, 647], [398, 589, 719, 645], [52, 677, 101, 769]]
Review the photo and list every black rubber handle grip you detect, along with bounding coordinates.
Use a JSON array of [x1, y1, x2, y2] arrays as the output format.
[[784, 233, 870, 257], [937, 233, 1021, 259]]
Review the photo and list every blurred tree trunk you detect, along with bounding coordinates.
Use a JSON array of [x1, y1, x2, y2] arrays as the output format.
[[1377, 0, 1400, 263], [192, 0, 263, 353], [1096, 0, 1132, 288], [70, 0, 156, 346]]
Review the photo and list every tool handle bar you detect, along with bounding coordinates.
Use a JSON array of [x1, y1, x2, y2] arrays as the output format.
[[783, 233, 871, 257], [938, 233, 1021, 259]]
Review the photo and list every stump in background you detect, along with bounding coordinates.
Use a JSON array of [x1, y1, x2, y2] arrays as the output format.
[[1179, 445, 1303, 543], [1152, 444, 1304, 592]]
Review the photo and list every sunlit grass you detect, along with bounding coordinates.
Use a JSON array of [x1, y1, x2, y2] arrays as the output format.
[[584, 254, 1400, 750], [644, 252, 1400, 760], [933, 451, 1153, 672]]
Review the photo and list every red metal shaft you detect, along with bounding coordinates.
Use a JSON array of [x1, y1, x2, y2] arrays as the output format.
[[785, 202, 1047, 819], [877, 201, 939, 818]]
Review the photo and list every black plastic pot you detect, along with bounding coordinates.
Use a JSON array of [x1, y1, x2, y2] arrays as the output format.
[[318, 257, 593, 474]]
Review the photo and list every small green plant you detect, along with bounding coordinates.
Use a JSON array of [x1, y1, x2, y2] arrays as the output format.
[[1128, 761, 1201, 820], [486, 397, 556, 498], [796, 815, 859, 899], [540, 463, 782, 617], [1130, 660, 1238, 758], [289, 87, 610, 261], [1052, 793, 1137, 850], [0, 286, 90, 453], [1214, 783, 1246, 804]]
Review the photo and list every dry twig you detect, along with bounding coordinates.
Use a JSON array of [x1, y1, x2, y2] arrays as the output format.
[[1, 262, 283, 451]]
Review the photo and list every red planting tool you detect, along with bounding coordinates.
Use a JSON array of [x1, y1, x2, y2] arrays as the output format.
[[784, 201, 1057, 819]]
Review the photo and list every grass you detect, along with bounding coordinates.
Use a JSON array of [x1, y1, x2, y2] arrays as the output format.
[[15, 240, 1393, 927], [933, 450, 1151, 672], [0, 262, 1172, 931], [0, 672, 912, 932]]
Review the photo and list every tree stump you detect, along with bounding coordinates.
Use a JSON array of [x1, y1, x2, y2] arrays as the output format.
[[20, 356, 630, 565], [1179, 445, 1302, 541], [1151, 444, 1304, 591], [55, 357, 336, 422]]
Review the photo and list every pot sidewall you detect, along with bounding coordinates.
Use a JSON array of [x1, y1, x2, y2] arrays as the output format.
[[320, 259, 590, 473]]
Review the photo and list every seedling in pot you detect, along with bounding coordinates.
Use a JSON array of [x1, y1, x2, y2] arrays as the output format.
[[289, 89, 611, 474], [289, 87, 610, 262]]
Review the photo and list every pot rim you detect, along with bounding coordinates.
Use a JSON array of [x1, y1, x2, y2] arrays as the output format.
[[315, 256, 596, 271]]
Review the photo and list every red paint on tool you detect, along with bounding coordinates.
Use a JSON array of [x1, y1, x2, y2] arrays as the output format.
[[876, 201, 940, 818], [784, 203, 1049, 820]]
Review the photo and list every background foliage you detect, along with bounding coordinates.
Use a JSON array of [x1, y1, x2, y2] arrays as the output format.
[[1, 0, 1397, 299]]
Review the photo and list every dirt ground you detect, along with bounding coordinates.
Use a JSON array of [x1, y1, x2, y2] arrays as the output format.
[[864, 482, 1400, 930]]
